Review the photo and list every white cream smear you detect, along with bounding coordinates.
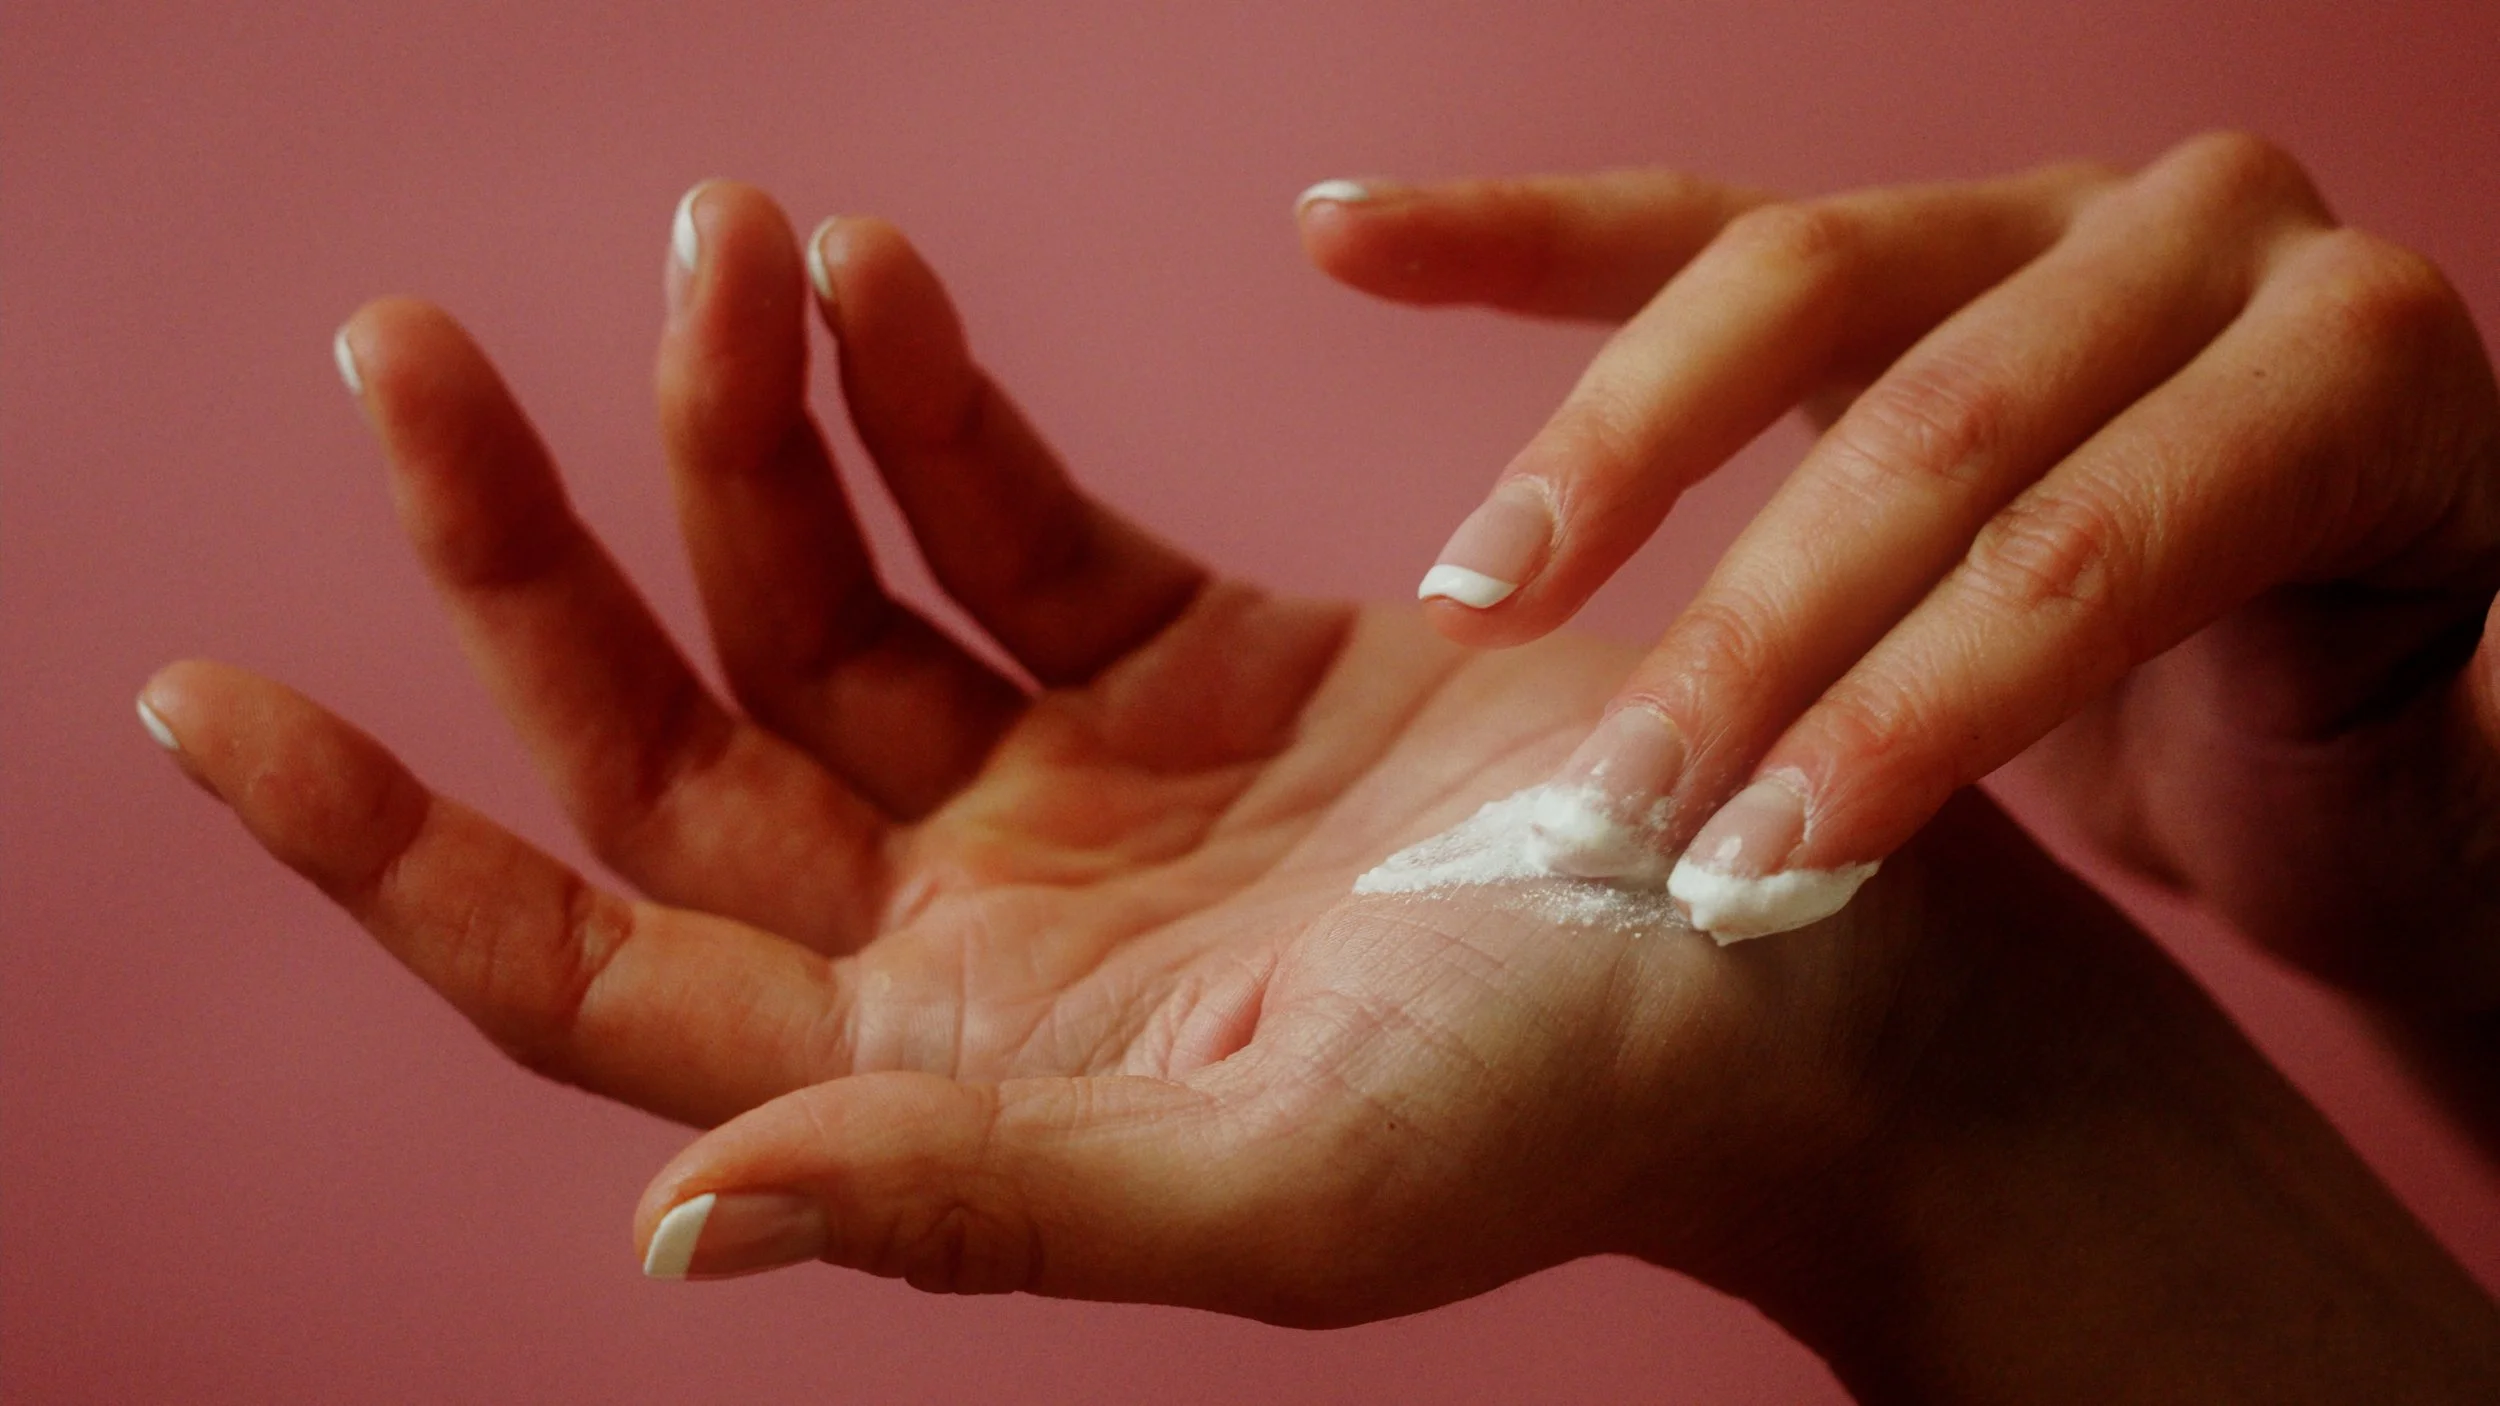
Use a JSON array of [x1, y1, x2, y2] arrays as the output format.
[[1353, 784, 1877, 944]]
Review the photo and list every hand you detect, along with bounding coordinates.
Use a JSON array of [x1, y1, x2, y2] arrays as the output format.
[[142, 181, 1897, 1320], [143, 181, 2499, 1397], [1299, 134, 2500, 997]]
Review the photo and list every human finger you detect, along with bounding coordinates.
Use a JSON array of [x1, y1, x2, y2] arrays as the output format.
[[1415, 163, 2111, 648], [1667, 221, 2497, 935], [635, 1071, 1266, 1303], [658, 182, 1023, 818], [1545, 134, 2327, 893], [806, 217, 1210, 687], [338, 298, 887, 951], [137, 660, 847, 1127], [1294, 169, 1771, 321]]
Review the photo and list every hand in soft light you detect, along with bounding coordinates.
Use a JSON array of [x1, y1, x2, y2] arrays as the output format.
[[142, 183, 2499, 1401], [1303, 135, 2500, 997]]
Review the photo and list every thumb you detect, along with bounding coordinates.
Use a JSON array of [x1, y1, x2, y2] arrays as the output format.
[[633, 1070, 1268, 1305]]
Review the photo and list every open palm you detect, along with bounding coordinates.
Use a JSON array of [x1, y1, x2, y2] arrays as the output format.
[[144, 184, 1968, 1327]]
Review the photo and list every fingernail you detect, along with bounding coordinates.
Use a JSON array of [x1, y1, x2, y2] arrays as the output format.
[[1678, 771, 1809, 878], [804, 218, 840, 304], [1667, 770, 1880, 942], [1669, 859, 1880, 944], [1295, 178, 1373, 214], [671, 184, 704, 272], [331, 326, 362, 396], [1558, 703, 1685, 801], [643, 1191, 827, 1281], [1526, 706, 1684, 883], [1417, 483, 1553, 609], [136, 696, 178, 751]]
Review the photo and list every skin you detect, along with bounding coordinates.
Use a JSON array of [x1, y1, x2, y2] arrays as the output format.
[[142, 180, 2500, 1398], [1306, 134, 2500, 1022]]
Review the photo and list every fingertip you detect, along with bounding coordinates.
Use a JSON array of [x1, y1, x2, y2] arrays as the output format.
[[137, 666, 220, 799], [135, 659, 281, 801], [1294, 178, 1393, 274], [807, 213, 908, 291], [136, 658, 246, 744], [137, 661, 208, 762], [1417, 594, 1554, 649], [811, 217, 981, 444], [1294, 178, 1378, 216], [803, 216, 842, 305], [337, 297, 483, 414]]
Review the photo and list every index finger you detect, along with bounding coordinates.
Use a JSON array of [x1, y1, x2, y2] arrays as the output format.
[[139, 661, 845, 1127], [1296, 168, 1772, 321]]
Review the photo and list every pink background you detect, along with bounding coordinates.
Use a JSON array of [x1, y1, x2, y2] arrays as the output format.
[[8, 2, 2498, 1400]]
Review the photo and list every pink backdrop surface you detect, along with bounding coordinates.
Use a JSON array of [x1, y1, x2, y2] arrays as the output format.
[[7, 3, 2498, 1401]]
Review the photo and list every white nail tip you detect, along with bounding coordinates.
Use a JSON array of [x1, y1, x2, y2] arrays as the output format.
[[331, 328, 362, 396], [1666, 857, 1881, 945], [136, 698, 178, 751], [804, 219, 838, 303], [1417, 564, 1518, 609], [671, 186, 703, 271], [643, 1193, 715, 1279], [1295, 179, 1371, 213]]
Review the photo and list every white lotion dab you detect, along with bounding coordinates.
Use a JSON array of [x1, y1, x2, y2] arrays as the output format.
[[1354, 784, 1686, 933], [1665, 858, 1880, 943], [1354, 784, 1877, 943]]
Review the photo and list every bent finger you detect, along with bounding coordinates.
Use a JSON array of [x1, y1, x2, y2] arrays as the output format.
[[808, 217, 1209, 687], [139, 660, 849, 1127], [1562, 135, 2316, 871], [1295, 168, 1771, 321], [659, 182, 1023, 818], [340, 296, 887, 950], [1674, 225, 2497, 920]]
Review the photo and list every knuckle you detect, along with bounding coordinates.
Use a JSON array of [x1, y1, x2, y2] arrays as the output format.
[[1825, 346, 2016, 494], [2150, 128, 2340, 230], [888, 1196, 1040, 1296], [1965, 486, 2130, 622], [2161, 129, 2328, 220], [1802, 680, 1925, 772], [1543, 383, 1653, 485], [1716, 201, 1861, 283], [1655, 595, 1787, 721], [484, 876, 633, 1081], [2044, 155, 2127, 189], [2286, 228, 2464, 358]]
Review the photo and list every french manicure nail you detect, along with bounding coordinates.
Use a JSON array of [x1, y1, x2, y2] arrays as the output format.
[[1556, 703, 1685, 802], [1295, 178, 1373, 214], [1678, 772, 1810, 878], [671, 184, 704, 272], [1417, 483, 1553, 609], [804, 218, 840, 304], [1666, 770, 1880, 942], [1525, 705, 1686, 882], [136, 696, 178, 751], [331, 327, 362, 396], [643, 1191, 827, 1280]]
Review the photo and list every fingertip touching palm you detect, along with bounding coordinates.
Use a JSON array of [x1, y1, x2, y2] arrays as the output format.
[[1297, 133, 2500, 995]]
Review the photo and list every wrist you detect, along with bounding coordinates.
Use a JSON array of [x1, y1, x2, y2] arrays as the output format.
[[1644, 792, 2500, 1403]]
